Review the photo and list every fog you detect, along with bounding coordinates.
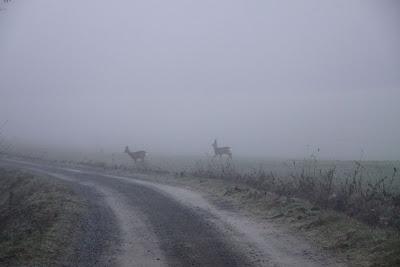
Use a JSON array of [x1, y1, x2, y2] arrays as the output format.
[[1, 0, 399, 160]]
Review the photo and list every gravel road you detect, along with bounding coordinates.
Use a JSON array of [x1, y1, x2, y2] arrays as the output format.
[[0, 158, 342, 267]]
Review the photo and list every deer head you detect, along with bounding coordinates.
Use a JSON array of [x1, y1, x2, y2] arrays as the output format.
[[212, 139, 218, 148]]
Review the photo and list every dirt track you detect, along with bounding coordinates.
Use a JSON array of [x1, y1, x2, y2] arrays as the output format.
[[0, 159, 343, 267]]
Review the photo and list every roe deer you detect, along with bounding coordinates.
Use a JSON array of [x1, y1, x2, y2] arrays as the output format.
[[212, 139, 232, 159], [124, 146, 146, 163]]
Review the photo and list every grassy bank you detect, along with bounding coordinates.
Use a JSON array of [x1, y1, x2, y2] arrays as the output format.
[[0, 168, 84, 266], [185, 159, 400, 266], [217, 182, 400, 267], [189, 159, 400, 230]]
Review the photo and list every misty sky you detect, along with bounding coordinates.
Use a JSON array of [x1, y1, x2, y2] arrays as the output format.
[[1, 0, 399, 160]]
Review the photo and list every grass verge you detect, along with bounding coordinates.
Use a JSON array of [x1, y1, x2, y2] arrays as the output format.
[[0, 168, 85, 266]]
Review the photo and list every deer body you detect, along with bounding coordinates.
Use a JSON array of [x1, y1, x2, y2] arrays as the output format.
[[124, 146, 146, 163], [212, 139, 232, 159]]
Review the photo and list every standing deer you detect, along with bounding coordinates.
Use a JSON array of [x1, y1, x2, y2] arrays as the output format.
[[212, 139, 232, 159], [124, 146, 146, 163]]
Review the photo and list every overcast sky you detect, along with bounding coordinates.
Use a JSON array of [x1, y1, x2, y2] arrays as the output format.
[[0, 0, 399, 160]]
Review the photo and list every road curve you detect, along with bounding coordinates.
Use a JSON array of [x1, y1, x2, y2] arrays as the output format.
[[0, 159, 342, 267]]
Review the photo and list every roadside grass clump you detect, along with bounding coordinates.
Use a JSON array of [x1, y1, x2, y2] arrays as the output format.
[[188, 158, 400, 265], [191, 159, 400, 266], [217, 178, 400, 266], [189, 157, 400, 231], [0, 168, 84, 266]]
